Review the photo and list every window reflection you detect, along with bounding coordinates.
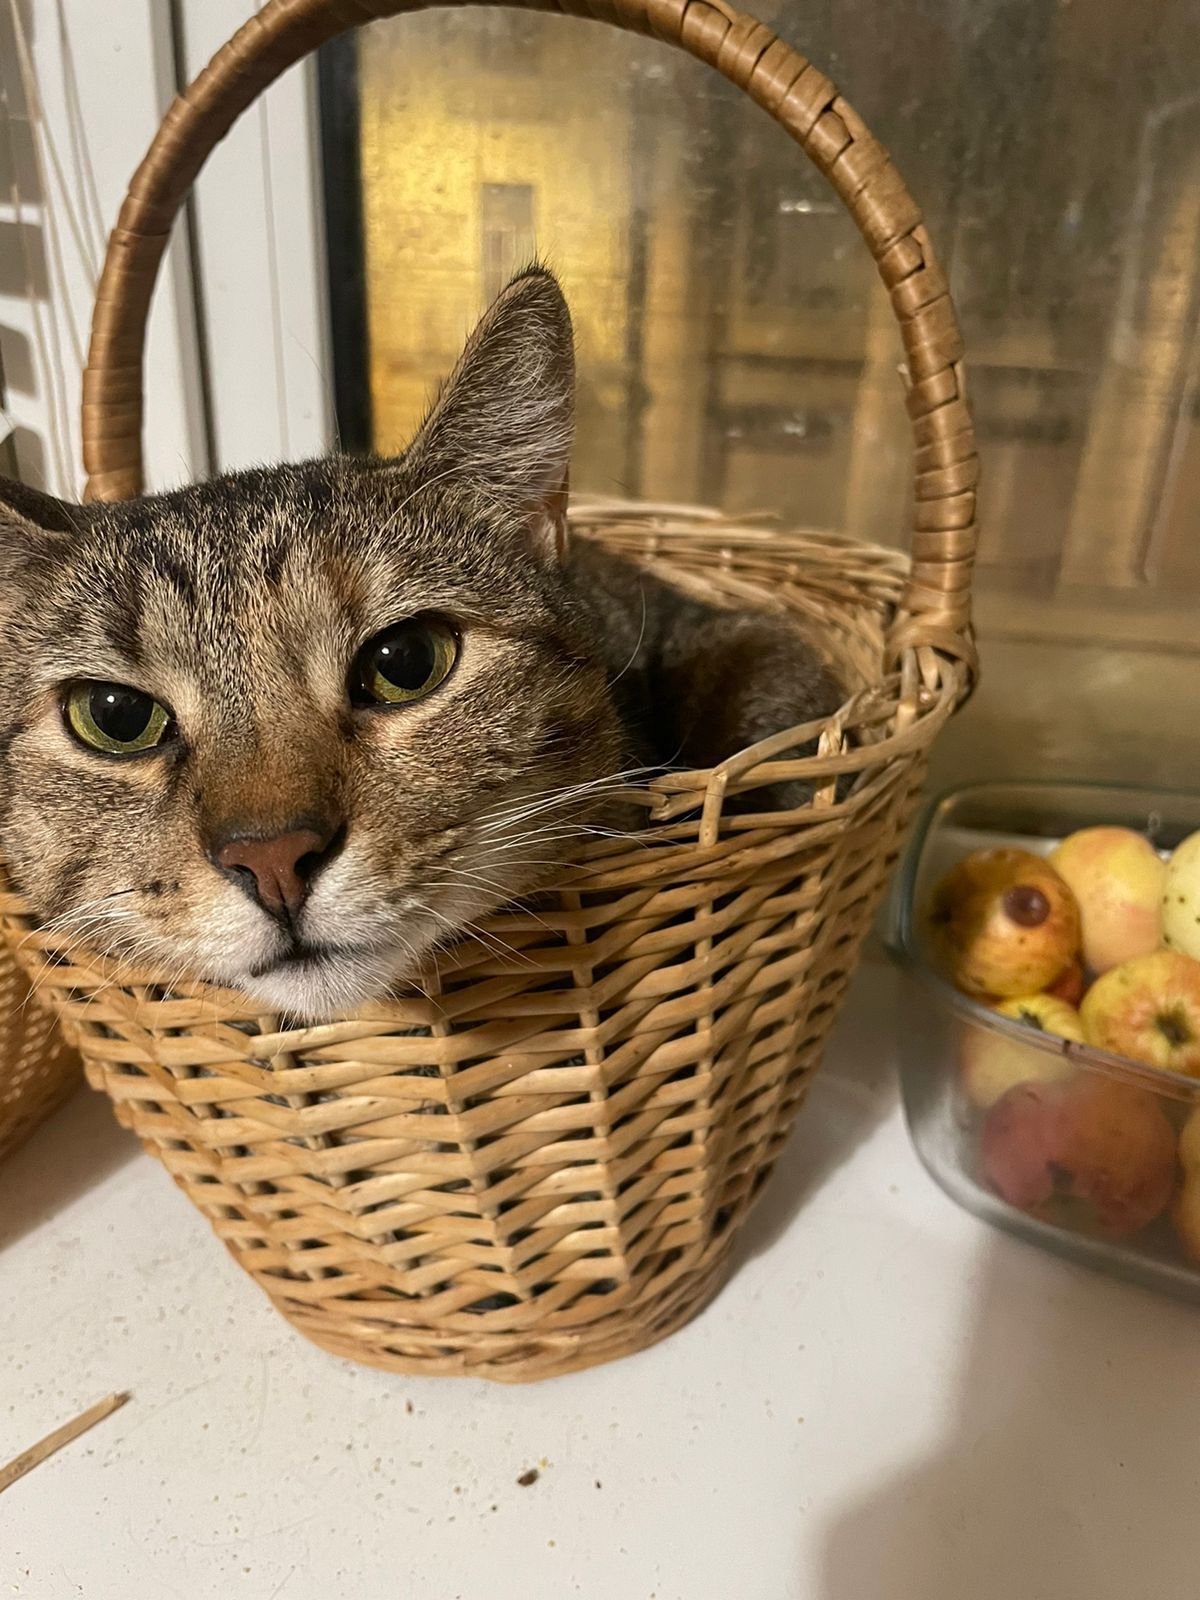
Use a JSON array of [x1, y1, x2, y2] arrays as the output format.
[[349, 2, 1200, 783]]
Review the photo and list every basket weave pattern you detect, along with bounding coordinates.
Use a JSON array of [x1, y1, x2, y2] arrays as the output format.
[[0, 0, 978, 1380], [0, 947, 79, 1165]]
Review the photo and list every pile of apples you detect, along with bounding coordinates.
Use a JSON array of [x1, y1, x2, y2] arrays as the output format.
[[926, 825, 1200, 1252]]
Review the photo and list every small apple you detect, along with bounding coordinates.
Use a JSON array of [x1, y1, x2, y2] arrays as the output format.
[[926, 849, 1081, 999], [1170, 1105, 1200, 1261], [1080, 950, 1200, 1077], [1171, 1177, 1200, 1262], [1046, 957, 1086, 1007], [1162, 830, 1200, 962], [1179, 1103, 1200, 1171], [978, 1081, 1063, 1211], [960, 994, 1083, 1110], [980, 1074, 1176, 1238], [1052, 1076, 1177, 1236], [1048, 826, 1164, 975]]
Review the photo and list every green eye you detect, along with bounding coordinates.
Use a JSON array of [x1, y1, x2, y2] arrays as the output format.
[[65, 681, 171, 755], [355, 617, 458, 706]]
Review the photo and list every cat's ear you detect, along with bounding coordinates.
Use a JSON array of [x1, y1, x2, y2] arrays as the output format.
[[0, 475, 81, 552], [0, 475, 81, 530], [402, 266, 575, 560]]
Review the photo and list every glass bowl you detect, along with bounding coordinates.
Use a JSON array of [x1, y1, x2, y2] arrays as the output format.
[[887, 781, 1200, 1302]]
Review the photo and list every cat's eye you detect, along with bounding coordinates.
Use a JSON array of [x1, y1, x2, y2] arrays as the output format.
[[354, 617, 458, 707], [64, 681, 172, 756]]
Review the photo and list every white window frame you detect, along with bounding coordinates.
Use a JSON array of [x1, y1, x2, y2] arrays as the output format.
[[176, 1, 333, 476], [1, 0, 206, 496], [2, 1, 333, 501]]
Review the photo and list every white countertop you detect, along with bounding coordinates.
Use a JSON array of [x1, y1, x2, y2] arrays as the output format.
[[3, 948, 1199, 1600]]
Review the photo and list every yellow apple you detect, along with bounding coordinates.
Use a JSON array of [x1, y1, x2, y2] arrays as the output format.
[[1170, 1105, 1200, 1261], [1080, 950, 1200, 1077], [1048, 826, 1164, 975], [1171, 1175, 1200, 1262], [960, 994, 1083, 1109], [1162, 830, 1200, 962], [1179, 1103, 1200, 1171], [926, 848, 1081, 999]]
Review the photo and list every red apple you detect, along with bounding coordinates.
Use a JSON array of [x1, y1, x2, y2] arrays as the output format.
[[979, 1081, 1063, 1211], [926, 849, 1081, 999], [1080, 950, 1200, 1077], [1049, 826, 1164, 975], [1046, 958, 1086, 1007], [981, 1074, 1177, 1238]]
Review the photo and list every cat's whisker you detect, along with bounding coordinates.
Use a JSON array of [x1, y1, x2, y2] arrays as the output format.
[[483, 784, 643, 832], [18, 915, 142, 999], [608, 581, 649, 689], [423, 869, 560, 937], [428, 863, 563, 885], [458, 923, 536, 971], [487, 769, 651, 811], [19, 888, 142, 950], [476, 769, 649, 816], [478, 819, 610, 844], [426, 864, 524, 899], [476, 785, 638, 838], [16, 912, 173, 1018], [418, 901, 535, 972], [476, 821, 649, 859]]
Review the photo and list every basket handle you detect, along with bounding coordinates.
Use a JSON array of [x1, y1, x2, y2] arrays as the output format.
[[81, 0, 978, 681]]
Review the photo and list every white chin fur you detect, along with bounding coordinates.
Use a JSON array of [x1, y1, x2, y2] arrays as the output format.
[[196, 880, 491, 1021], [237, 947, 415, 1020]]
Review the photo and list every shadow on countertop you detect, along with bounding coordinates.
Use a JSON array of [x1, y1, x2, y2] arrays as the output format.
[[815, 1230, 1200, 1600], [0, 1087, 137, 1252]]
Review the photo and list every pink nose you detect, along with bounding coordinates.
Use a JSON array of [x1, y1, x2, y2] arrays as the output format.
[[214, 828, 332, 919]]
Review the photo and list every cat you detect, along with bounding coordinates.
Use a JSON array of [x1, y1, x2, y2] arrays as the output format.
[[0, 267, 842, 1020]]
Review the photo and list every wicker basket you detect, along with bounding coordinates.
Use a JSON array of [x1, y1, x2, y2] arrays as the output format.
[[0, 0, 978, 1381], [0, 945, 79, 1164]]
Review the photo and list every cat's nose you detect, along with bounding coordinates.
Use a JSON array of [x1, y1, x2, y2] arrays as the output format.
[[212, 823, 339, 921]]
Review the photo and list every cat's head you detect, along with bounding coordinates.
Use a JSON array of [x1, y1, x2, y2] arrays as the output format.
[[0, 269, 624, 1017]]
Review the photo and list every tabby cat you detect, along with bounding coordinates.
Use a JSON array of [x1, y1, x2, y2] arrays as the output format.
[[0, 268, 841, 1018]]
